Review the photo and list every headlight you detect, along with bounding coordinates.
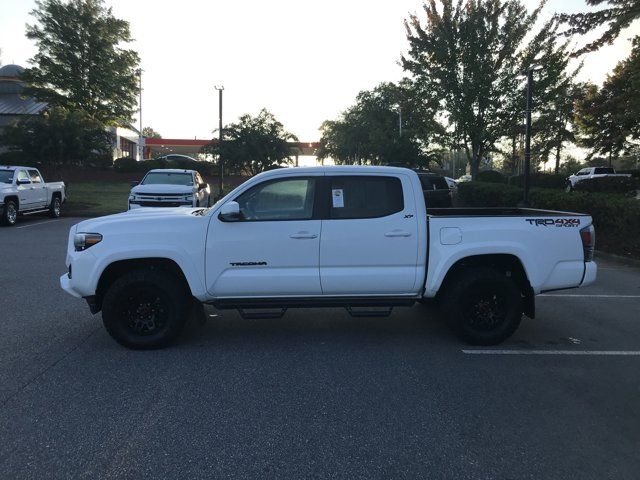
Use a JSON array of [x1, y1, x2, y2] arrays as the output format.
[[74, 233, 103, 251], [129, 195, 135, 201]]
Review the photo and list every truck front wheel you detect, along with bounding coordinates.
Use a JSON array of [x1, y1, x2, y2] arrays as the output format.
[[441, 267, 522, 346], [1, 199, 18, 226], [102, 269, 189, 349]]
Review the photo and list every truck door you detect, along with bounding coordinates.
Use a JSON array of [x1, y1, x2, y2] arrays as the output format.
[[15, 169, 37, 210], [206, 175, 323, 297], [319, 174, 420, 295], [28, 169, 47, 208]]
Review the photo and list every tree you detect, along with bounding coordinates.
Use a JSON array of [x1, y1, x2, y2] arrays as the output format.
[[402, 0, 544, 179], [1, 107, 113, 168], [558, 0, 640, 56], [22, 0, 140, 124], [202, 109, 297, 176], [575, 37, 640, 162], [143, 127, 161, 138], [317, 81, 443, 168]]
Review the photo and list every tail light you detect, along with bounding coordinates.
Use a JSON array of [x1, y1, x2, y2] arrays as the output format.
[[580, 225, 595, 262]]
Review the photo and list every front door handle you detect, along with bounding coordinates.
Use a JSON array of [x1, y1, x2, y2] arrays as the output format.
[[290, 232, 318, 239], [385, 230, 411, 237]]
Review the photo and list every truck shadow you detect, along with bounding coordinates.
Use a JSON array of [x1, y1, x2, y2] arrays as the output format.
[[180, 304, 456, 347]]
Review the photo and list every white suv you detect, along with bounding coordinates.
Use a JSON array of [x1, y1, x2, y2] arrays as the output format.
[[128, 169, 211, 210]]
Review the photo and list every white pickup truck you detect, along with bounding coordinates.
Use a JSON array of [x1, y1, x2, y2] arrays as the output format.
[[1, 166, 66, 226], [566, 166, 631, 191], [60, 166, 597, 349], [128, 169, 211, 210]]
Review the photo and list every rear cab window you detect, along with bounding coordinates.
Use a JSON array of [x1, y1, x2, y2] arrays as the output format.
[[329, 176, 404, 219], [594, 167, 615, 174]]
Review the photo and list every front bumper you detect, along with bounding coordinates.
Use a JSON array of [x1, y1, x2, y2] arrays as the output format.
[[129, 201, 194, 210], [60, 273, 82, 298]]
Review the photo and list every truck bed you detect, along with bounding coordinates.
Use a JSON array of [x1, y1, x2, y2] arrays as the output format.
[[426, 207, 588, 217]]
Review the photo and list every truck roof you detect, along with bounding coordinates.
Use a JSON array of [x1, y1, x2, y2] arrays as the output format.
[[147, 169, 196, 174], [0, 165, 23, 171], [255, 165, 414, 180]]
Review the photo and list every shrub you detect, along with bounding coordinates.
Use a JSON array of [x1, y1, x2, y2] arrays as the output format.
[[573, 176, 639, 195], [508, 173, 567, 189], [476, 170, 506, 183], [456, 182, 640, 258], [456, 182, 523, 207]]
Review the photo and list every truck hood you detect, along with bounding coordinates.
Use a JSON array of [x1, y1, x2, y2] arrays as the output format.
[[131, 184, 195, 195], [74, 207, 205, 232]]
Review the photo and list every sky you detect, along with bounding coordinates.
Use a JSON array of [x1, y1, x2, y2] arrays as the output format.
[[1, 0, 639, 143]]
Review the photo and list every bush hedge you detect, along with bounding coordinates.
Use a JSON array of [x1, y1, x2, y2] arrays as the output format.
[[476, 170, 506, 183], [508, 173, 567, 189], [573, 176, 639, 195], [114, 156, 216, 176], [457, 182, 640, 258]]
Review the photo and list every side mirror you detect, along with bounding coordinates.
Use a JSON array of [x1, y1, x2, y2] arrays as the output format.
[[198, 183, 208, 191], [218, 201, 241, 222], [17, 179, 30, 185], [130, 181, 139, 187]]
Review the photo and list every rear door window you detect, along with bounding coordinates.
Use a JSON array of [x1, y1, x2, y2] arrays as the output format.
[[329, 176, 404, 219], [28, 170, 43, 183], [594, 167, 615, 174]]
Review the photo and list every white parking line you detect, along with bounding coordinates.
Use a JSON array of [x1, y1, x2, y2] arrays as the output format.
[[15, 220, 59, 229], [463, 350, 640, 356], [539, 294, 640, 298]]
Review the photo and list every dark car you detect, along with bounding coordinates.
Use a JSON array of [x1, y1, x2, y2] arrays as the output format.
[[415, 171, 452, 208]]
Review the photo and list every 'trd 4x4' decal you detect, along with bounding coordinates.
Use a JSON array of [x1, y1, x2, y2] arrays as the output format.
[[525, 218, 581, 227]]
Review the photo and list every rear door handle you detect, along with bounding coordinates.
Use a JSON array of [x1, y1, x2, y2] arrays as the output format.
[[385, 230, 411, 237], [290, 232, 318, 239]]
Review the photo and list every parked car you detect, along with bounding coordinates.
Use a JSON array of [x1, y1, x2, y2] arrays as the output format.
[[566, 167, 631, 191], [61, 166, 597, 349], [0, 166, 65, 226], [456, 174, 472, 183], [415, 171, 452, 207], [128, 169, 211, 209]]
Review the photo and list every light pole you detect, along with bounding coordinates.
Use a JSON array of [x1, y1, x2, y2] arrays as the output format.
[[137, 68, 143, 161], [521, 65, 543, 206], [214, 85, 224, 198]]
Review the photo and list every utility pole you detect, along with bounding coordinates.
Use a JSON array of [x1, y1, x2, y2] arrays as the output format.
[[137, 69, 143, 161], [215, 85, 224, 198], [521, 65, 542, 206]]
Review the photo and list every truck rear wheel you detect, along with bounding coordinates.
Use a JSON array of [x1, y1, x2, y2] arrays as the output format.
[[102, 269, 189, 349], [441, 267, 522, 346], [49, 195, 61, 218]]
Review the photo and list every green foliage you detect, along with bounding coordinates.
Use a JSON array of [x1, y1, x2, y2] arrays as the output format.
[[318, 81, 443, 168], [403, 0, 545, 179], [476, 170, 506, 184], [22, 0, 140, 124], [558, 0, 640, 55], [114, 156, 215, 176], [457, 181, 640, 257], [142, 127, 161, 138], [573, 175, 639, 194], [575, 37, 640, 160], [508, 173, 568, 189], [202, 109, 296, 176], [1, 107, 113, 167]]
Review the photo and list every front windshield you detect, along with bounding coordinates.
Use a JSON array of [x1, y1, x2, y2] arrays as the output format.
[[0, 170, 14, 184], [141, 172, 193, 186]]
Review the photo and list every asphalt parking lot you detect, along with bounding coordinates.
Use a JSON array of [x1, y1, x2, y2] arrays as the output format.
[[1, 216, 640, 479]]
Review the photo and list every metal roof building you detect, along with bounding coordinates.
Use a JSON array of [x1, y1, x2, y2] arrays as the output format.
[[0, 64, 47, 130]]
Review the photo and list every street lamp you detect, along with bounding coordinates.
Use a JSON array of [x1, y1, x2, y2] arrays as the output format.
[[520, 64, 543, 206], [214, 85, 224, 198], [136, 68, 143, 161]]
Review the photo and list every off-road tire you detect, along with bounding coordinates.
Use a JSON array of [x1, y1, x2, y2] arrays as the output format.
[[102, 269, 190, 349], [441, 267, 522, 346]]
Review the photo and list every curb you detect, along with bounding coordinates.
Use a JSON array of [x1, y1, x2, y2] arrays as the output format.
[[595, 250, 640, 268]]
